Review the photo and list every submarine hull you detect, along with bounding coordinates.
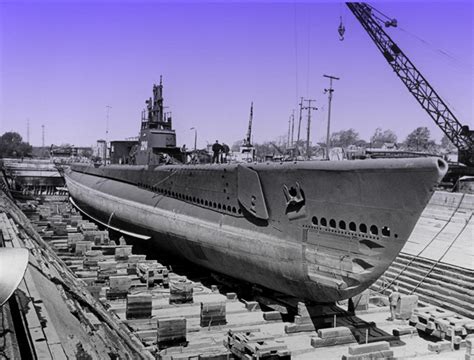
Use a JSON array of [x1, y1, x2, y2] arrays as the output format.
[[64, 157, 447, 302]]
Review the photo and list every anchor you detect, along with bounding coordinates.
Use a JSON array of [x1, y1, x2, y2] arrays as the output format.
[[283, 182, 306, 220]]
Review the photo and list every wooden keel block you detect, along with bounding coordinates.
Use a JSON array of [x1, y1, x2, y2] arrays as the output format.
[[348, 341, 390, 355], [156, 317, 187, 350], [169, 279, 193, 304], [243, 300, 260, 312], [311, 334, 356, 348], [465, 324, 474, 335], [467, 337, 474, 355], [342, 350, 394, 360], [318, 326, 353, 339], [226, 292, 237, 300], [200, 302, 226, 327], [115, 246, 132, 260], [75, 241, 93, 255], [284, 323, 315, 334], [263, 311, 282, 321], [109, 275, 131, 293], [198, 351, 232, 359], [396, 295, 418, 320], [126, 293, 152, 319], [428, 340, 452, 352], [392, 326, 417, 337]]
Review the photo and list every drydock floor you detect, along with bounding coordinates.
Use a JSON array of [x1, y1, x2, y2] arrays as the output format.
[[0, 189, 473, 359]]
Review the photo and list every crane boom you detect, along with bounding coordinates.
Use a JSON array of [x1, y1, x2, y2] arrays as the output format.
[[346, 2, 473, 166]]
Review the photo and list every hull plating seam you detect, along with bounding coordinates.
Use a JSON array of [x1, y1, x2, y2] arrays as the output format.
[[69, 196, 151, 240]]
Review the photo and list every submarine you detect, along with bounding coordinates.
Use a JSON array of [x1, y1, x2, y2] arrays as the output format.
[[63, 81, 447, 302]]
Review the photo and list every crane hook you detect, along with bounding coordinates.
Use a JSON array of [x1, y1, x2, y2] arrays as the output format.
[[338, 16, 345, 41]]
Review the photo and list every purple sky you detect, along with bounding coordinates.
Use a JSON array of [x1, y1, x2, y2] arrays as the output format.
[[0, 1, 472, 149]]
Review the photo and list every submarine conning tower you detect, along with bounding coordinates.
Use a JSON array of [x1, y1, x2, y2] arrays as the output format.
[[135, 77, 182, 165]]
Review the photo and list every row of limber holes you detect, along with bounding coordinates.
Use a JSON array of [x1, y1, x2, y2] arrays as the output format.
[[137, 182, 241, 214], [137, 182, 393, 237], [311, 216, 396, 238]]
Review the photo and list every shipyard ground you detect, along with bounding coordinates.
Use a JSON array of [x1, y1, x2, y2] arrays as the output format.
[[0, 188, 473, 359]]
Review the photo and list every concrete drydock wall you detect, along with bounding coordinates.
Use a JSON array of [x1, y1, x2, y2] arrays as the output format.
[[403, 191, 473, 270]]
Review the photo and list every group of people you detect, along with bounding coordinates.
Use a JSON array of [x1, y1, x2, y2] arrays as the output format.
[[212, 140, 230, 164]]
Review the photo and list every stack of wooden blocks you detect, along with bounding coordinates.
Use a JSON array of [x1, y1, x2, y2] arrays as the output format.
[[126, 254, 147, 275], [75, 241, 93, 255], [83, 250, 104, 269], [310, 327, 356, 348], [97, 260, 117, 281], [107, 275, 132, 300], [156, 317, 187, 349], [126, 293, 152, 319], [284, 302, 316, 334], [200, 302, 226, 327], [169, 278, 193, 304], [341, 341, 393, 360], [50, 221, 67, 236], [409, 306, 474, 341], [67, 232, 84, 252], [225, 329, 291, 359], [395, 294, 418, 320], [466, 337, 474, 360], [115, 245, 132, 260], [137, 262, 169, 288]]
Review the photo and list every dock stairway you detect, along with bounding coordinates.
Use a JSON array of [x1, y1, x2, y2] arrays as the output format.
[[372, 252, 474, 319]]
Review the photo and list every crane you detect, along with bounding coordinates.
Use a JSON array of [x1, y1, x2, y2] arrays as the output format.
[[346, 2, 474, 167]]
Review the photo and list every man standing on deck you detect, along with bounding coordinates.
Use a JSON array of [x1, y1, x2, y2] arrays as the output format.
[[388, 285, 401, 321], [221, 143, 230, 163], [212, 140, 222, 164]]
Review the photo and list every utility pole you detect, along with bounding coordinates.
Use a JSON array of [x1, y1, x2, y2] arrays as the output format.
[[287, 115, 291, 148], [323, 74, 340, 160], [302, 99, 318, 159], [245, 102, 253, 147], [105, 105, 112, 164], [190, 127, 197, 152], [41, 124, 46, 157], [297, 97, 304, 143], [290, 109, 295, 147], [106, 105, 112, 138], [26, 119, 30, 144]]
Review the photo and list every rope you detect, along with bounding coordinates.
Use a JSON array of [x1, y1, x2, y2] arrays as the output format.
[[397, 27, 472, 72], [410, 210, 472, 294], [376, 193, 466, 293]]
